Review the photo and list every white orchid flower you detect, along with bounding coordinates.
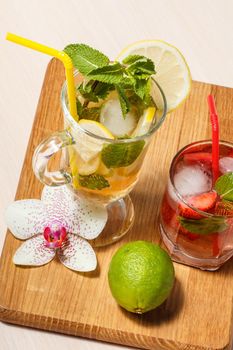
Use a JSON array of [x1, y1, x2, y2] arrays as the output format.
[[5, 186, 107, 272]]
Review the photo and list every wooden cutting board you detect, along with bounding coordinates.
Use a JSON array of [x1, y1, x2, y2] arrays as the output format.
[[1, 59, 233, 350]]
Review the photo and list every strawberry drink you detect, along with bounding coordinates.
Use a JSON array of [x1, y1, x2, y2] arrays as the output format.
[[160, 140, 233, 270]]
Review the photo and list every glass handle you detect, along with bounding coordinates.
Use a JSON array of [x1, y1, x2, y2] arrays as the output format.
[[32, 130, 74, 186]]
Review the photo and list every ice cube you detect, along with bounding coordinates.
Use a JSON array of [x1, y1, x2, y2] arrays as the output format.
[[100, 99, 137, 137], [167, 178, 180, 208], [173, 165, 212, 197], [219, 157, 233, 174]]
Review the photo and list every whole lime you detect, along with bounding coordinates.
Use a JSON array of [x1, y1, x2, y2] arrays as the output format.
[[108, 241, 175, 313]]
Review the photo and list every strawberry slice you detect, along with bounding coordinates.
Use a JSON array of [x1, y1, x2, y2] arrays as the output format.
[[161, 195, 174, 224], [178, 191, 217, 219], [183, 152, 212, 165]]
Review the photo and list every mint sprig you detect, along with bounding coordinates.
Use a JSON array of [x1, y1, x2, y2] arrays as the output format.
[[64, 44, 109, 75], [87, 63, 124, 84], [179, 216, 228, 235], [78, 81, 99, 102], [64, 43, 156, 118], [80, 107, 101, 121], [115, 85, 130, 117], [92, 81, 115, 100], [78, 80, 114, 103], [134, 79, 152, 101], [215, 172, 233, 201], [122, 55, 143, 65], [101, 140, 145, 168], [123, 55, 155, 80], [79, 174, 110, 190]]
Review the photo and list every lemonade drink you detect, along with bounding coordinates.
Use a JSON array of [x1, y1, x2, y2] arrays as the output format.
[[32, 40, 190, 246], [59, 42, 168, 204], [62, 72, 156, 204]]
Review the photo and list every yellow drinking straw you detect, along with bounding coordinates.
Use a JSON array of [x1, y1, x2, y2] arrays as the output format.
[[6, 33, 78, 121]]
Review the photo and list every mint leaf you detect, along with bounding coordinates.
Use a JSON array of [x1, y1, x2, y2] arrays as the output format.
[[125, 56, 155, 79], [64, 44, 109, 75], [87, 63, 124, 84], [101, 141, 145, 168], [215, 172, 233, 201], [78, 81, 98, 102], [92, 81, 114, 100], [134, 79, 148, 100], [80, 107, 100, 121], [78, 80, 114, 103], [133, 79, 152, 108], [119, 77, 135, 89], [79, 174, 110, 190], [116, 85, 130, 117], [122, 55, 145, 65], [179, 216, 228, 234], [144, 78, 153, 106], [76, 99, 83, 116], [127, 92, 146, 118]]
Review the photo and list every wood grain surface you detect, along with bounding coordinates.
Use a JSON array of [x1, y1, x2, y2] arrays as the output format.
[[1, 59, 233, 350]]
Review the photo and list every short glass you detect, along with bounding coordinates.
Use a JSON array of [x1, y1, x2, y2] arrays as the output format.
[[33, 71, 167, 246], [160, 140, 233, 271]]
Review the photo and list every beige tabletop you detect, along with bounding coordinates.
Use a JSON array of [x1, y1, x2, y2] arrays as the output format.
[[1, 0, 233, 349]]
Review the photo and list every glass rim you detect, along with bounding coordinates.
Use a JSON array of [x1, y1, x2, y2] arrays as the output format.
[[60, 71, 167, 144], [169, 139, 233, 218]]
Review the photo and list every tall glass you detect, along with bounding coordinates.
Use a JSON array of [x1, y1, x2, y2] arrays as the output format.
[[33, 72, 167, 246], [160, 140, 233, 270]]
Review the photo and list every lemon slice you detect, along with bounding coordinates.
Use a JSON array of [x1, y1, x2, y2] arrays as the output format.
[[71, 119, 114, 163], [70, 147, 100, 176], [131, 107, 155, 137], [117, 40, 191, 112], [100, 99, 137, 137], [79, 119, 115, 139]]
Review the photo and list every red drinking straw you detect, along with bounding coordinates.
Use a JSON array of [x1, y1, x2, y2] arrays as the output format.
[[207, 95, 220, 257], [207, 95, 220, 183]]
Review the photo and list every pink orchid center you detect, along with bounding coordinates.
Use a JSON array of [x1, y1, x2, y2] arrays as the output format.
[[43, 225, 67, 249]]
